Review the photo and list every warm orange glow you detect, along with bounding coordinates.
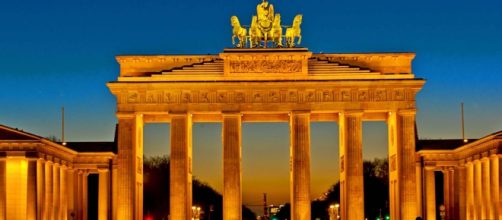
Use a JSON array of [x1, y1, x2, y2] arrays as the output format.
[[6, 157, 28, 220]]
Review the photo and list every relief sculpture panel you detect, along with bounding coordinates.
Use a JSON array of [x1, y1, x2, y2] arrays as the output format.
[[229, 60, 302, 73]]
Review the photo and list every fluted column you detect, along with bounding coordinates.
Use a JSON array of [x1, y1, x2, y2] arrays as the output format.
[[416, 161, 423, 217], [444, 170, 451, 219], [76, 170, 84, 220], [66, 168, 75, 220], [45, 161, 53, 220], [482, 158, 494, 219], [490, 155, 500, 220], [466, 162, 475, 220], [116, 113, 144, 220], [83, 172, 89, 220], [444, 169, 455, 220], [340, 111, 363, 220], [474, 160, 483, 219], [98, 169, 110, 220], [223, 113, 242, 220], [36, 159, 45, 220], [27, 159, 37, 220], [53, 163, 61, 220], [290, 112, 311, 220], [455, 166, 466, 220], [388, 110, 418, 220], [0, 159, 6, 220], [425, 168, 436, 220], [60, 165, 67, 220], [170, 113, 193, 220]]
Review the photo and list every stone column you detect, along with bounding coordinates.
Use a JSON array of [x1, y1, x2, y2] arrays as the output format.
[[36, 159, 45, 220], [290, 112, 311, 220], [66, 168, 75, 220], [76, 170, 84, 220], [388, 110, 418, 220], [455, 166, 466, 220], [444, 169, 455, 219], [474, 160, 483, 219], [443, 170, 451, 219], [425, 168, 436, 220], [60, 165, 67, 220], [53, 163, 61, 220], [466, 161, 475, 220], [83, 172, 89, 220], [170, 113, 193, 220], [116, 113, 144, 220], [339, 111, 363, 220], [0, 159, 5, 220], [490, 155, 500, 220], [27, 159, 37, 220], [98, 169, 110, 220], [416, 161, 423, 217], [482, 158, 493, 219], [223, 113, 242, 220], [45, 161, 53, 220]]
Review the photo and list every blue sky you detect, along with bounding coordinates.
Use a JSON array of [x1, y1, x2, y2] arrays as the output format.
[[1, 0, 501, 210]]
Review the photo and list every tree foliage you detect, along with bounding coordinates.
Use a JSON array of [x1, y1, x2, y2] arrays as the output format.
[[143, 155, 256, 220]]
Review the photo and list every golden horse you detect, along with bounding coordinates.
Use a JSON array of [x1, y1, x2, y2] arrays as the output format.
[[230, 16, 247, 48], [249, 16, 262, 48], [269, 13, 283, 47], [285, 14, 302, 48]]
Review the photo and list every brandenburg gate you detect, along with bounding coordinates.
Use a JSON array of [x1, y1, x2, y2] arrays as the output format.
[[107, 2, 425, 220], [107, 48, 425, 220]]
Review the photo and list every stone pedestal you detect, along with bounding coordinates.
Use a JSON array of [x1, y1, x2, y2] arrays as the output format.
[[223, 114, 242, 220], [290, 112, 311, 220], [170, 113, 193, 220], [340, 111, 363, 220]]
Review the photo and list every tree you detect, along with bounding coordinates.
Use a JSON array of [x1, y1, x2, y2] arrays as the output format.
[[143, 155, 256, 220], [308, 158, 389, 220]]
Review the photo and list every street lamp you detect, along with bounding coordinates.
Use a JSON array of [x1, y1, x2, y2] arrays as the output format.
[[192, 206, 202, 220], [328, 203, 340, 220]]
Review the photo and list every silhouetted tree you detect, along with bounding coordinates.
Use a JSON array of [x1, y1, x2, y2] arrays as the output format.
[[143, 155, 256, 220], [308, 158, 389, 220]]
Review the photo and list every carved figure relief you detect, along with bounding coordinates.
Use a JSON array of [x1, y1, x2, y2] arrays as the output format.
[[229, 60, 302, 73]]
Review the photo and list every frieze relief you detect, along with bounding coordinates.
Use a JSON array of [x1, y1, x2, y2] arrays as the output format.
[[122, 87, 417, 104], [229, 60, 302, 73]]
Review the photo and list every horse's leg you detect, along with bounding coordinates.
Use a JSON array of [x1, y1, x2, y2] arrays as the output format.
[[298, 35, 302, 45], [232, 35, 235, 46]]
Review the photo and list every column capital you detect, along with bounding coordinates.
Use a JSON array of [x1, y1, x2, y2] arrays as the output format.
[[116, 112, 136, 119], [397, 109, 417, 116], [169, 112, 192, 117], [221, 112, 242, 117], [339, 110, 363, 116]]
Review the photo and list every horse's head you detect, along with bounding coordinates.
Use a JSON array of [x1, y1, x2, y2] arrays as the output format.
[[294, 14, 303, 27], [230, 16, 240, 27], [251, 16, 258, 27], [273, 13, 281, 27]]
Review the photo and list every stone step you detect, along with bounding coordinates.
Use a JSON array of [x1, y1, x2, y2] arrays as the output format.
[[309, 69, 372, 73]]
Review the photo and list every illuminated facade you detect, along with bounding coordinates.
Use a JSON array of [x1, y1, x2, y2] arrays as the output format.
[[417, 131, 502, 220], [0, 125, 114, 220], [107, 48, 425, 220]]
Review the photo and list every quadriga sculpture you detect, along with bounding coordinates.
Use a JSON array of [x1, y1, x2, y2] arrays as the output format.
[[230, 16, 247, 48], [285, 14, 302, 48]]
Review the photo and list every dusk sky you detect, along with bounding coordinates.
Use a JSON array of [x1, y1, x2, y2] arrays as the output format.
[[1, 0, 501, 211]]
